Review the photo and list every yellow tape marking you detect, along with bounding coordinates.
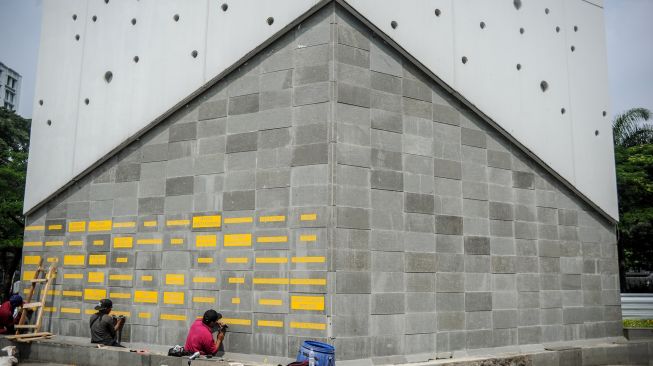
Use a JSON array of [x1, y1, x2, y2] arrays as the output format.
[[160, 314, 187, 321], [60, 307, 81, 314], [143, 220, 157, 227], [166, 219, 190, 227], [68, 221, 86, 232], [231, 297, 241, 304], [290, 321, 326, 330], [113, 236, 133, 248], [138, 312, 151, 319], [300, 213, 317, 221], [89, 255, 106, 265], [109, 292, 131, 299], [45, 241, 64, 247], [43, 306, 56, 312], [23, 241, 42, 247], [224, 217, 253, 224], [197, 257, 213, 264], [113, 310, 131, 317], [163, 291, 185, 305], [291, 295, 325, 311], [259, 299, 283, 306], [256, 236, 288, 243], [113, 221, 136, 228], [228, 277, 245, 284], [25, 225, 45, 231], [259, 215, 285, 223], [290, 278, 327, 286], [192, 276, 216, 284], [141, 275, 153, 282], [256, 257, 288, 264], [116, 257, 128, 263], [137, 238, 162, 245], [63, 273, 83, 280], [134, 290, 158, 303], [226, 257, 249, 264], [48, 224, 63, 230], [300, 234, 317, 242], [24, 255, 41, 265], [258, 320, 284, 328], [62, 290, 82, 297], [292, 256, 325, 263], [253, 278, 289, 285], [68, 240, 83, 246], [64, 255, 85, 266], [92, 239, 104, 246], [192, 215, 221, 228], [222, 318, 251, 326], [109, 274, 133, 281], [89, 220, 112, 232], [47, 257, 58, 263], [84, 288, 107, 300], [196, 234, 217, 248], [193, 296, 215, 303], [223, 234, 251, 247], [171, 238, 184, 245], [88, 272, 104, 283], [166, 274, 185, 285]]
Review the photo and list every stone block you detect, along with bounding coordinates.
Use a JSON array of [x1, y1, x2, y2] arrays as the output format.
[[337, 207, 370, 229], [295, 82, 330, 106], [403, 78, 431, 102], [371, 251, 404, 273], [336, 271, 371, 294], [493, 309, 518, 329], [165, 176, 194, 196], [336, 44, 370, 69], [489, 201, 513, 221], [513, 171, 535, 189], [138, 197, 164, 215], [371, 149, 402, 171], [404, 193, 435, 214], [437, 312, 465, 331], [371, 293, 405, 314], [487, 150, 512, 170], [228, 93, 259, 115], [464, 236, 490, 255], [198, 99, 227, 120], [292, 143, 328, 166], [169, 122, 197, 142], [115, 163, 141, 183], [161, 251, 191, 270], [223, 190, 255, 211], [371, 72, 402, 97], [371, 169, 403, 191], [466, 310, 492, 330], [465, 292, 492, 311], [405, 252, 436, 273], [435, 215, 463, 235], [436, 272, 464, 292], [338, 83, 370, 108], [372, 271, 405, 292], [226, 132, 258, 153], [256, 187, 289, 208], [338, 22, 370, 50], [461, 128, 486, 148]]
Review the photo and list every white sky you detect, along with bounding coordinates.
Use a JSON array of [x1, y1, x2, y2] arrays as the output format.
[[0, 0, 651, 119]]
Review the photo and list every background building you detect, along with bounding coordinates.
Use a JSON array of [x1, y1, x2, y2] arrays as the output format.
[[0, 61, 22, 111], [21, 0, 620, 362]]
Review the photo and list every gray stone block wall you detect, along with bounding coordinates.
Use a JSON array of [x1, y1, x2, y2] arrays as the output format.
[[21, 3, 621, 362]]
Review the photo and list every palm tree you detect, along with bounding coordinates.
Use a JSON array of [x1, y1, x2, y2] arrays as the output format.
[[612, 107, 653, 148]]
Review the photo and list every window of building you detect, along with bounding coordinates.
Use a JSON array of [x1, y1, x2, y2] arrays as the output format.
[[4, 101, 14, 110], [6, 76, 17, 89], [5, 90, 15, 103]]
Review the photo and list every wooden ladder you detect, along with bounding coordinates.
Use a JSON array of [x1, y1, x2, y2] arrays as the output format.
[[8, 259, 57, 342]]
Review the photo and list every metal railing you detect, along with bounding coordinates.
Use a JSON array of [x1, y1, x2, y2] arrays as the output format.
[[621, 293, 653, 319]]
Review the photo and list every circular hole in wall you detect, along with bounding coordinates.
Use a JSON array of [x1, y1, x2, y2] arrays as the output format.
[[104, 71, 113, 83], [131, 18, 137, 25], [602, 111, 607, 117], [461, 56, 468, 64], [545, 8, 550, 14], [555, 26, 560, 33], [595, 130, 599, 136], [519, 27, 525, 34], [571, 45, 576, 52], [191, 50, 198, 58], [561, 108, 566, 115], [390, 20, 398, 29], [133, 56, 140, 63], [84, 98, 90, 105], [480, 21, 486, 29], [92, 15, 97, 22], [516, 63, 522, 70], [46, 120, 52, 126], [75, 34, 80, 41], [434, 9, 441, 17], [39, 100, 43, 106], [72, 14, 77, 21], [513, 0, 522, 10], [267, 17, 274, 25], [221, 3, 228, 11], [574, 25, 579, 32], [173, 14, 180, 22], [540, 81, 549, 92]]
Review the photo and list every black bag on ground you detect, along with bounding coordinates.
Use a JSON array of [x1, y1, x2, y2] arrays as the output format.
[[167, 345, 188, 357]]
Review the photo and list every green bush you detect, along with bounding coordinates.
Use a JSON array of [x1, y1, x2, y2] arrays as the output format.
[[623, 319, 653, 328]]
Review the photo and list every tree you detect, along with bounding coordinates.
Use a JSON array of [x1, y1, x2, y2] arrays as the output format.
[[612, 108, 653, 291], [0, 107, 30, 300]]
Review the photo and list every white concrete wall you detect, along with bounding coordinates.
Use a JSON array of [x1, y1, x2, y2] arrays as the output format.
[[25, 0, 617, 220]]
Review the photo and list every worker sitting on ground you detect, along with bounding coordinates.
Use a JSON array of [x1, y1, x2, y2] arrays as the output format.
[[184, 309, 227, 355], [89, 299, 125, 347], [0, 295, 23, 334]]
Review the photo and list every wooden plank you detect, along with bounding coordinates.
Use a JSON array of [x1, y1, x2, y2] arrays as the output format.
[[30, 279, 48, 283], [14, 324, 38, 329], [6, 331, 51, 339], [22, 302, 43, 309]]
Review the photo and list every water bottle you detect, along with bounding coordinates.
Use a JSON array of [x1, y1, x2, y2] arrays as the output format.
[[308, 348, 316, 366]]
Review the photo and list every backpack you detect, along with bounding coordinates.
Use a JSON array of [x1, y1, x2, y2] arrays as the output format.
[[167, 345, 188, 357]]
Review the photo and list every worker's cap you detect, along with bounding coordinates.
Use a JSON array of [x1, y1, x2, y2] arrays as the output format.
[[9, 294, 23, 307], [94, 298, 113, 311]]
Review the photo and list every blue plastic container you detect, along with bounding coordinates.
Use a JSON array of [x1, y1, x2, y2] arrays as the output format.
[[296, 341, 335, 366]]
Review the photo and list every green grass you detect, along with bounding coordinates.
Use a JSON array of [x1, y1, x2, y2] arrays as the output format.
[[623, 319, 653, 328]]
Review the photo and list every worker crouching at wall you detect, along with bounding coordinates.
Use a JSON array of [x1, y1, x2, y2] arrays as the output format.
[[89, 299, 125, 347], [184, 310, 227, 355]]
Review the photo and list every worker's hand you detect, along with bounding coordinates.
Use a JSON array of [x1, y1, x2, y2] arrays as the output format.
[[216, 331, 225, 342], [116, 316, 126, 325]]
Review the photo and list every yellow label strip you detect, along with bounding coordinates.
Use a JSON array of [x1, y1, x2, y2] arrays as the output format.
[[222, 318, 251, 326], [113, 221, 136, 228], [192, 276, 216, 284], [60, 307, 81, 314], [224, 217, 253, 224], [165, 274, 185, 285], [225, 257, 249, 264], [88, 255, 106, 265], [256, 257, 288, 264], [68, 240, 83, 246], [109, 292, 131, 299], [300, 213, 317, 221], [259, 215, 285, 223], [89, 220, 112, 232], [92, 240, 104, 246], [25, 225, 45, 231], [192, 296, 215, 303], [68, 221, 86, 232], [113, 237, 133, 248], [46, 257, 59, 263], [253, 278, 289, 285], [137, 238, 162, 245], [84, 288, 107, 300], [88, 272, 104, 283], [160, 314, 187, 321], [64, 255, 85, 266], [259, 299, 283, 306], [141, 275, 153, 282], [166, 219, 190, 226], [62, 290, 82, 297], [290, 278, 327, 286], [134, 290, 158, 303], [163, 292, 184, 305], [258, 320, 284, 328], [256, 236, 288, 243], [197, 257, 213, 264], [45, 241, 64, 247], [138, 312, 151, 319], [292, 256, 325, 263], [23, 241, 42, 247], [143, 220, 157, 227], [63, 273, 83, 280], [224, 234, 251, 247], [48, 224, 63, 230], [231, 297, 241, 304], [290, 321, 326, 330], [24, 255, 41, 265], [115, 257, 128, 263], [109, 274, 133, 281], [171, 238, 184, 245], [192, 215, 221, 228], [300, 234, 317, 242], [228, 277, 245, 284], [291, 295, 325, 311], [196, 234, 217, 247]]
